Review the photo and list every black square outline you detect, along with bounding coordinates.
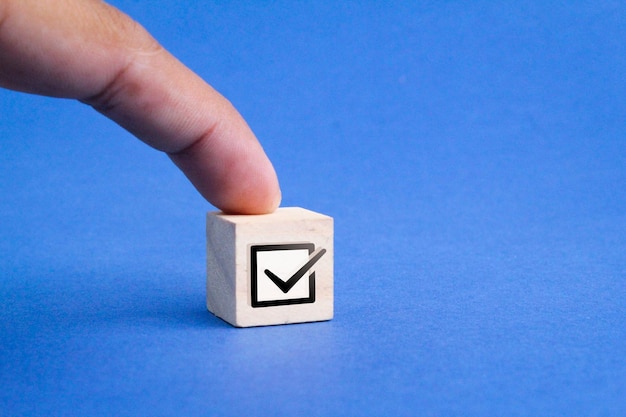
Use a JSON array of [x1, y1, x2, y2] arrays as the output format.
[[250, 243, 316, 308]]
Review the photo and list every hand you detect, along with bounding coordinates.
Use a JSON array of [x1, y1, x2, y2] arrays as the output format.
[[0, 0, 281, 214]]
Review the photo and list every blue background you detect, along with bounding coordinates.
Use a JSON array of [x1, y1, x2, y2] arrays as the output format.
[[2, 1, 625, 415]]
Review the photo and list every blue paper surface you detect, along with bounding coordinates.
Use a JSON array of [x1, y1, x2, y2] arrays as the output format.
[[1, 1, 625, 415]]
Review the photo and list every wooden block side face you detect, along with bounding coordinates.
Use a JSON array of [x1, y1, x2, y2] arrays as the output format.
[[232, 212, 333, 327], [206, 213, 237, 325], [206, 207, 333, 328]]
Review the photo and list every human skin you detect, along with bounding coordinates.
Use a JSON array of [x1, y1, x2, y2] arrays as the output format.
[[0, 0, 281, 214]]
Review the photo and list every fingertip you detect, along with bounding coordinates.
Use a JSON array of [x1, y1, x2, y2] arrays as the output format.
[[269, 186, 282, 213], [168, 133, 282, 215], [256, 180, 282, 214], [217, 168, 282, 215]]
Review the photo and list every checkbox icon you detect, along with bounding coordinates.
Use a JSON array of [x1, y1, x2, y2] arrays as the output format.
[[251, 243, 326, 308]]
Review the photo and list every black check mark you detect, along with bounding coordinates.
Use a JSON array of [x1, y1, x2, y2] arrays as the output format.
[[264, 247, 326, 294]]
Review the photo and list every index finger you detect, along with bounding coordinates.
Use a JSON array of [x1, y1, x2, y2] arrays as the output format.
[[0, 0, 281, 214]]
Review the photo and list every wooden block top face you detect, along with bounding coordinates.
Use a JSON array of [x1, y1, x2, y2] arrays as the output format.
[[209, 206, 332, 225], [206, 207, 333, 327]]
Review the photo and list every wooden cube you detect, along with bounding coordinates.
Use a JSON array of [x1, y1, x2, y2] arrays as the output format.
[[206, 207, 333, 327]]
